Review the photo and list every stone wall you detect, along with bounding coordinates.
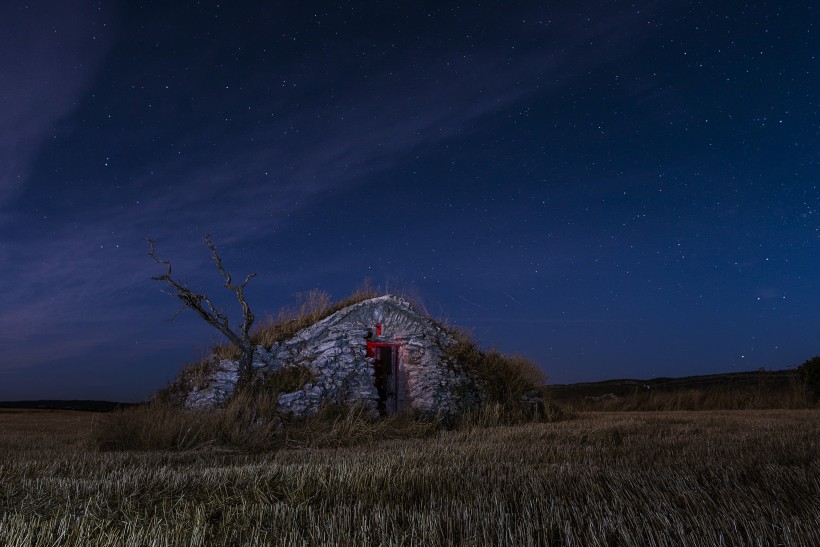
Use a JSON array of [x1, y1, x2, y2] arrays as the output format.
[[184, 295, 471, 417]]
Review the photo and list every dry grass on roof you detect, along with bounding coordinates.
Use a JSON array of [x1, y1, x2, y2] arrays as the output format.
[[200, 287, 382, 358], [251, 287, 382, 350]]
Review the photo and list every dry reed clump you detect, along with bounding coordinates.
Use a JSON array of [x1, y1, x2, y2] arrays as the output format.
[[94, 388, 283, 452], [3, 409, 820, 545], [211, 344, 242, 360]]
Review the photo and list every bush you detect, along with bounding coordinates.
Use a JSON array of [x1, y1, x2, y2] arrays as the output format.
[[798, 356, 820, 400], [443, 330, 552, 424], [264, 364, 317, 393]]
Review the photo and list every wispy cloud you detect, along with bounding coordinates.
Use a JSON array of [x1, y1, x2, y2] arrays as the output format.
[[67, 1, 654, 234], [0, 1, 114, 209], [0, 2, 659, 380]]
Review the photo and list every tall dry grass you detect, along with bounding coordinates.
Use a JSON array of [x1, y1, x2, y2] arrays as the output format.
[[2, 408, 819, 545], [94, 391, 280, 452], [93, 398, 447, 452]]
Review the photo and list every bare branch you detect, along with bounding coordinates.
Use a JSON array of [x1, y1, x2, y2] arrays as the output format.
[[205, 234, 232, 288], [147, 239, 172, 279], [239, 272, 256, 289], [167, 304, 188, 323], [203, 234, 257, 339], [148, 237, 257, 380]]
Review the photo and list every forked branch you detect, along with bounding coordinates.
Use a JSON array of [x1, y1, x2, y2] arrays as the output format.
[[204, 235, 256, 340], [148, 237, 257, 379]]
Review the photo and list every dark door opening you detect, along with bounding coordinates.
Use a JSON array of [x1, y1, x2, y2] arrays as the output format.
[[366, 341, 399, 415]]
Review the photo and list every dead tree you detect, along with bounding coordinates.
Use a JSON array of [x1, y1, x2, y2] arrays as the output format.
[[148, 236, 257, 382]]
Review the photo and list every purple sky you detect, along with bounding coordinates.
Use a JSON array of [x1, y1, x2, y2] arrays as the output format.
[[1, 1, 818, 401]]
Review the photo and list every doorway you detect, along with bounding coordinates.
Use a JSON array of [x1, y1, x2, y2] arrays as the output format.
[[366, 341, 399, 415]]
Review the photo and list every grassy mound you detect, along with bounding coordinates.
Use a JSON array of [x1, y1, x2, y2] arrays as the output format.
[[100, 289, 557, 451]]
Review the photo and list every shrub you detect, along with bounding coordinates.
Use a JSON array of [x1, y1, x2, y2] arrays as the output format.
[[443, 329, 552, 424], [263, 364, 317, 393], [798, 356, 820, 400]]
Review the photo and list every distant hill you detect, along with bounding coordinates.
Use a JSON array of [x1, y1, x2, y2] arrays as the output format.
[[545, 369, 798, 399], [543, 369, 810, 410], [0, 400, 138, 412]]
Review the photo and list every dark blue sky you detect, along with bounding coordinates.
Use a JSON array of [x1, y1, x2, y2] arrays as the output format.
[[1, 1, 817, 401]]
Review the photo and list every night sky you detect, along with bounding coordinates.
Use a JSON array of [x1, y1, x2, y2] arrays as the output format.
[[1, 1, 817, 402]]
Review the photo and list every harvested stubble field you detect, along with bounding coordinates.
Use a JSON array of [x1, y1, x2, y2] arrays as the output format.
[[1, 408, 819, 546]]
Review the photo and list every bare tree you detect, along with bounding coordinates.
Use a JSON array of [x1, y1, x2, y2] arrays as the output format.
[[148, 235, 257, 381]]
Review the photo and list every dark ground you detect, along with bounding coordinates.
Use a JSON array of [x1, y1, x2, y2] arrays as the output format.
[[0, 400, 137, 412]]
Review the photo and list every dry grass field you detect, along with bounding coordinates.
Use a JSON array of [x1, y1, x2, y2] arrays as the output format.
[[1, 408, 819, 545]]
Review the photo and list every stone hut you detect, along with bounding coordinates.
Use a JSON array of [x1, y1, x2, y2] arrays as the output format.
[[184, 295, 474, 417]]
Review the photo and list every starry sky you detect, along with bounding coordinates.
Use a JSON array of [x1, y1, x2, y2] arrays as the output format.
[[1, 1, 817, 402]]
